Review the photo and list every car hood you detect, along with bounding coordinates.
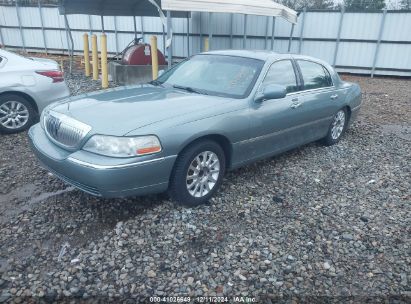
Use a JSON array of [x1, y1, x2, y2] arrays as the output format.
[[49, 85, 234, 136]]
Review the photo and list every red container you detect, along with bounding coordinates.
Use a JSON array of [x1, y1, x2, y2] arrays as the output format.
[[121, 44, 167, 66]]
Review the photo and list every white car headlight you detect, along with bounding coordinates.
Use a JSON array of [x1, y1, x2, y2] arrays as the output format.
[[83, 135, 162, 158], [41, 108, 50, 129]]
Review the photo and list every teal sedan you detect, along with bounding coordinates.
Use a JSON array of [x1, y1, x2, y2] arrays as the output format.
[[29, 50, 361, 206]]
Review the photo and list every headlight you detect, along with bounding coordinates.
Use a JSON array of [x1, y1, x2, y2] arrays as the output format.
[[83, 135, 162, 158], [41, 109, 50, 129]]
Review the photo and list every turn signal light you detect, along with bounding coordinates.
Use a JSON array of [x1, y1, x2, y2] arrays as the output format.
[[137, 146, 162, 155]]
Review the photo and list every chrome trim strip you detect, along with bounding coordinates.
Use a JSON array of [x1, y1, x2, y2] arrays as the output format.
[[236, 115, 333, 145], [105, 181, 169, 194], [286, 86, 337, 96], [105, 92, 156, 102], [67, 155, 177, 170]]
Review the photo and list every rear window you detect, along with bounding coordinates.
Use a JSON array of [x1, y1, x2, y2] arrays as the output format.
[[298, 60, 333, 90]]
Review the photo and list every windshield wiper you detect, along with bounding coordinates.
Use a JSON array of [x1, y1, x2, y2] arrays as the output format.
[[172, 85, 208, 95], [148, 80, 164, 87]]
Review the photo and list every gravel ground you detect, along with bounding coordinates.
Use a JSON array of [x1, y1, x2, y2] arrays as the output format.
[[0, 65, 410, 303]]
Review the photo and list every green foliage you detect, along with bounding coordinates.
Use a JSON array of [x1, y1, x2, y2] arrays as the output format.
[[279, 0, 336, 10], [400, 0, 411, 9], [304, 0, 336, 9], [343, 0, 386, 10], [279, 0, 389, 10]]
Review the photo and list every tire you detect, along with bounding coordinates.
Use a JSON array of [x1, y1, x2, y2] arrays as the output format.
[[322, 107, 348, 146], [0, 94, 36, 134], [169, 140, 226, 207]]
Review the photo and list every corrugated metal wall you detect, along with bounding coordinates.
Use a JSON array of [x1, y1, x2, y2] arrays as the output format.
[[1, 5, 410, 76]]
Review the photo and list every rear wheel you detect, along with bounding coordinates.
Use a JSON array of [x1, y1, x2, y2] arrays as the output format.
[[169, 140, 226, 207], [322, 108, 348, 146], [0, 94, 36, 134]]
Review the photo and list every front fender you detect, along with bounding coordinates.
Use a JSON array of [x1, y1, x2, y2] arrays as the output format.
[[125, 106, 251, 163]]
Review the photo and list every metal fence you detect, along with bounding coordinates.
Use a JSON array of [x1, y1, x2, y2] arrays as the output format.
[[0, 3, 410, 76]]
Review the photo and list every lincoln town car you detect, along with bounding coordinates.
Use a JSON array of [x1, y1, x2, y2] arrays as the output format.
[[28, 50, 361, 206]]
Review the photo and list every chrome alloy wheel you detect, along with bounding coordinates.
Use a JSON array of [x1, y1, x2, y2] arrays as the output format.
[[0, 100, 29, 129], [186, 151, 220, 198], [331, 110, 346, 140]]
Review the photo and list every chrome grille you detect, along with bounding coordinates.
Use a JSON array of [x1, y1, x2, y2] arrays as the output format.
[[44, 111, 91, 148]]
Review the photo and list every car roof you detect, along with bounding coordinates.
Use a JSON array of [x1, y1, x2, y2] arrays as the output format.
[[204, 49, 286, 61], [203, 50, 331, 66], [0, 49, 25, 62], [0, 49, 14, 57]]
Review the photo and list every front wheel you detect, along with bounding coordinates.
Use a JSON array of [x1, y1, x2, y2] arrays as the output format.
[[169, 140, 226, 207], [322, 108, 348, 146]]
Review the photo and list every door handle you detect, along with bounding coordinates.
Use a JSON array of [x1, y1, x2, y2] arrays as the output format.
[[330, 94, 338, 100], [290, 97, 301, 109]]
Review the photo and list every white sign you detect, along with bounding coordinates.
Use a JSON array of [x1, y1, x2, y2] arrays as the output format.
[[144, 45, 151, 56]]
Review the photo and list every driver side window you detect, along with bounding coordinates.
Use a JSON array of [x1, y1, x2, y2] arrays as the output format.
[[262, 60, 298, 93]]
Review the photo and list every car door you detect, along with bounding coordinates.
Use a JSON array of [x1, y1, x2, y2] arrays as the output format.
[[293, 59, 341, 140], [0, 53, 21, 91], [246, 59, 307, 160], [0, 55, 6, 88]]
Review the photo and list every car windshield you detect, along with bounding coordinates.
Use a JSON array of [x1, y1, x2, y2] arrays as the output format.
[[155, 54, 264, 99]]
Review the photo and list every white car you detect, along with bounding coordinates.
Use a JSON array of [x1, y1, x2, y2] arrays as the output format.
[[0, 49, 70, 134]]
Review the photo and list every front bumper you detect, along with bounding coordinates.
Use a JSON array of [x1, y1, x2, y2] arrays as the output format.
[[28, 124, 177, 198]]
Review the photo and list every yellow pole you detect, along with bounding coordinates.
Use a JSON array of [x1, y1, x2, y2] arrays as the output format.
[[83, 33, 90, 77], [204, 37, 209, 52], [150, 36, 159, 80], [101, 33, 108, 89], [91, 34, 98, 80]]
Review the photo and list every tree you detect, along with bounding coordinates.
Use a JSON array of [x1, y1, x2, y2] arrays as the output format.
[[400, 0, 411, 9], [343, 0, 386, 10], [279, 0, 335, 10], [303, 0, 335, 9], [280, 0, 300, 10]]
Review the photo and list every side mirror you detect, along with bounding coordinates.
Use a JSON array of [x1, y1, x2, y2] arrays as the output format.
[[255, 84, 287, 102], [158, 69, 165, 77]]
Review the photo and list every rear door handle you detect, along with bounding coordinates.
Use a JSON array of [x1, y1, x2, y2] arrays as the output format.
[[330, 94, 338, 100], [290, 98, 302, 109]]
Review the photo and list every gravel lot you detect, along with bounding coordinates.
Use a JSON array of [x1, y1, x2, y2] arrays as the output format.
[[0, 64, 410, 302]]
